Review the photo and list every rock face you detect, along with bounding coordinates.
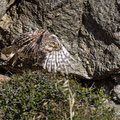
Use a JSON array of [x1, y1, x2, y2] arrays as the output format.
[[0, 0, 120, 79]]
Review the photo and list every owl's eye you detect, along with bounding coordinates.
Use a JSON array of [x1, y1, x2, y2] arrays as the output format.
[[50, 42, 55, 46]]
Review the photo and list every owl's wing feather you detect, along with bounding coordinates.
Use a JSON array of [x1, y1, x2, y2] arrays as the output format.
[[41, 44, 75, 75], [12, 32, 34, 47], [23, 37, 39, 57], [57, 51, 64, 75], [62, 46, 76, 62], [52, 51, 57, 73], [43, 53, 50, 69], [56, 51, 59, 68], [12, 30, 46, 58], [60, 51, 68, 75], [62, 46, 75, 69], [24, 39, 37, 56], [47, 53, 53, 72]]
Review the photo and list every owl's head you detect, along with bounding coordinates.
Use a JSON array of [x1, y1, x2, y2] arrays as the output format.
[[44, 34, 61, 52]]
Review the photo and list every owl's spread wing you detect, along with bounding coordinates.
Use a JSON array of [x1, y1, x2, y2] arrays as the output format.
[[12, 29, 46, 58], [41, 44, 76, 75], [40, 34, 76, 75]]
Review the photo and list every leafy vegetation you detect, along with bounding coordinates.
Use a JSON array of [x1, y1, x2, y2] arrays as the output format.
[[0, 72, 117, 120]]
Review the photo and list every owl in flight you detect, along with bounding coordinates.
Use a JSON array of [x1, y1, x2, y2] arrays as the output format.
[[5, 29, 76, 75]]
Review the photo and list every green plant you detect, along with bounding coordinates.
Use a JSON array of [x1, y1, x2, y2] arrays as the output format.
[[0, 73, 117, 120]]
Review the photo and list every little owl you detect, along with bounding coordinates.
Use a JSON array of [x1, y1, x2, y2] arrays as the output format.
[[5, 29, 76, 75]]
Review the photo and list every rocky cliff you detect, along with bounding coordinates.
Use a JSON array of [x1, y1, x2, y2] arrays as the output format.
[[0, 0, 120, 80]]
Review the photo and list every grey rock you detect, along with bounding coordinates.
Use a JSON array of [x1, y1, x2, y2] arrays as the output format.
[[0, 0, 120, 79], [0, 0, 7, 19], [104, 98, 120, 118], [0, 0, 15, 20], [117, 0, 120, 5], [113, 85, 120, 101]]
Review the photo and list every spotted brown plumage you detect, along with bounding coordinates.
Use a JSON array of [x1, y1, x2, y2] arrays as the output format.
[[6, 29, 76, 75]]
